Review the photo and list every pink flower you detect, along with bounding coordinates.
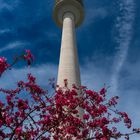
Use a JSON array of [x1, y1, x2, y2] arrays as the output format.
[[17, 99, 28, 110], [108, 96, 119, 106], [100, 88, 106, 97], [0, 120, 3, 127], [15, 127, 22, 134], [28, 73, 36, 83], [83, 114, 89, 120], [101, 137, 109, 140], [24, 50, 34, 65], [82, 129, 89, 137], [5, 117, 12, 125], [0, 57, 9, 76]]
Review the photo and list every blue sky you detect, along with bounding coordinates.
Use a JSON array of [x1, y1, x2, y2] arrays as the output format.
[[0, 0, 140, 139]]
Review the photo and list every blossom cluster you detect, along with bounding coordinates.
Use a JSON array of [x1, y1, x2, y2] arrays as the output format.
[[0, 50, 33, 76], [0, 78, 139, 140], [0, 51, 139, 140], [0, 57, 9, 76]]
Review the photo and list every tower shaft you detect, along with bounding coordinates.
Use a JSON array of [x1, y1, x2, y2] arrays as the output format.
[[57, 12, 81, 87], [52, 0, 84, 139]]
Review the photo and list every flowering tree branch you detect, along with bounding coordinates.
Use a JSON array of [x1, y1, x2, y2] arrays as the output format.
[[0, 50, 139, 140]]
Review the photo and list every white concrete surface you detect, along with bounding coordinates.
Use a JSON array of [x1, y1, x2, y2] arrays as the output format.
[[57, 12, 81, 88]]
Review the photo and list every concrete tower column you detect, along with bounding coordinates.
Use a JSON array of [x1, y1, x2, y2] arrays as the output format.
[[53, 0, 84, 88], [57, 12, 81, 87], [52, 1, 85, 139]]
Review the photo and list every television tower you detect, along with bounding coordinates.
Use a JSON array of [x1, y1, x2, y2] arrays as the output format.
[[53, 0, 84, 88]]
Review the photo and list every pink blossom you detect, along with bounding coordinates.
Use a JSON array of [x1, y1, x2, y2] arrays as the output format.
[[0, 57, 9, 76], [83, 114, 89, 120], [15, 127, 22, 134], [24, 50, 34, 65]]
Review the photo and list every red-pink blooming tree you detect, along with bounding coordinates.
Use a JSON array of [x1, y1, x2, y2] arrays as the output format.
[[0, 50, 139, 140]]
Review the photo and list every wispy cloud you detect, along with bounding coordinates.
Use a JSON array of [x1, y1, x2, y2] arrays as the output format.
[[0, 41, 30, 53], [0, 0, 19, 11], [0, 29, 11, 34], [110, 0, 135, 95], [0, 59, 110, 92], [84, 7, 108, 26], [81, 61, 110, 91], [0, 64, 57, 89]]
